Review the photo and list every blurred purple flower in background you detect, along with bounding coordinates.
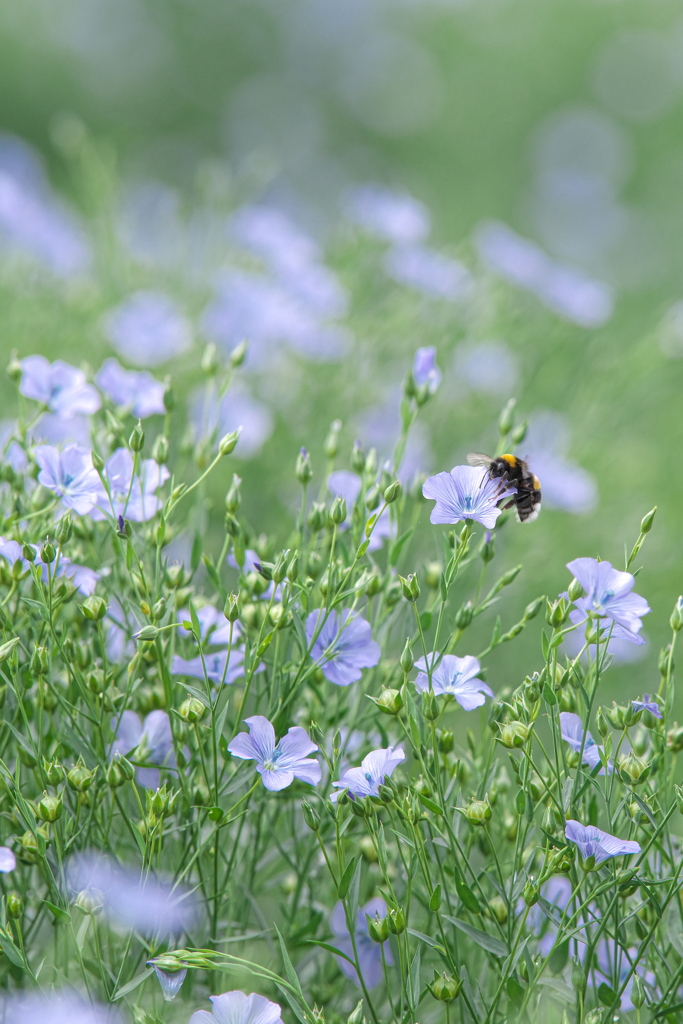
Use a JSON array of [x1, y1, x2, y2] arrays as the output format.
[[330, 897, 391, 989], [327, 470, 394, 551], [20, 356, 100, 419], [475, 220, 614, 328], [565, 820, 640, 863], [35, 444, 101, 515], [172, 648, 247, 686], [91, 448, 168, 522], [0, 134, 90, 277], [0, 537, 26, 570], [103, 290, 192, 367], [29, 412, 91, 448], [110, 709, 175, 789], [453, 341, 519, 398], [306, 609, 381, 686], [227, 715, 321, 791], [423, 464, 515, 529], [67, 851, 197, 935], [0, 847, 15, 872], [344, 184, 430, 243], [190, 384, 274, 460], [0, 990, 122, 1024], [523, 410, 597, 515], [566, 557, 650, 642], [383, 244, 472, 301], [412, 346, 441, 393], [189, 990, 284, 1024], [414, 653, 493, 709], [332, 746, 405, 800], [96, 358, 166, 418], [560, 712, 612, 774], [202, 270, 349, 366]]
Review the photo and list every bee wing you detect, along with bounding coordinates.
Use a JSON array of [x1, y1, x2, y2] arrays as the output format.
[[467, 452, 494, 468]]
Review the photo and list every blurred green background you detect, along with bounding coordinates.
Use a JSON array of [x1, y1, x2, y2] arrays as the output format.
[[1, 0, 683, 700]]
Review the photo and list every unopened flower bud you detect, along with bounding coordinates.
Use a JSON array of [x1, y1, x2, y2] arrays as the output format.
[[498, 398, 516, 436], [76, 887, 105, 916], [6, 350, 21, 383], [350, 440, 365, 474], [295, 447, 313, 485], [399, 573, 420, 602], [134, 624, 159, 642], [163, 382, 175, 412], [307, 502, 326, 533], [219, 428, 242, 456], [329, 496, 347, 525], [671, 597, 683, 633], [365, 483, 381, 511], [30, 645, 49, 676], [596, 707, 610, 738], [201, 342, 219, 376], [465, 796, 491, 825], [80, 595, 107, 621], [488, 895, 507, 924], [22, 543, 36, 563], [129, 420, 145, 453], [179, 697, 206, 723], [455, 601, 473, 629], [40, 540, 56, 564], [55, 512, 73, 545], [523, 597, 544, 621], [510, 420, 527, 445], [229, 340, 248, 368], [6, 892, 22, 919], [152, 435, 169, 465], [323, 419, 342, 459], [547, 598, 569, 628], [302, 800, 320, 832], [422, 690, 439, 721], [400, 637, 414, 674], [523, 879, 539, 906], [225, 474, 242, 514], [346, 1001, 365, 1024], [571, 957, 586, 992], [567, 577, 584, 602], [631, 974, 645, 1009], [640, 507, 657, 534], [383, 480, 401, 504], [222, 593, 240, 624]]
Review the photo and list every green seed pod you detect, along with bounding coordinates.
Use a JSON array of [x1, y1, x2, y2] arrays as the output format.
[[179, 697, 206, 723], [399, 573, 420, 602], [36, 792, 63, 823], [79, 596, 108, 621], [430, 972, 462, 1002], [366, 912, 390, 944], [498, 721, 529, 748], [373, 688, 403, 716], [387, 906, 406, 934], [523, 878, 539, 906], [67, 762, 97, 792], [465, 796, 492, 826], [6, 892, 22, 919]]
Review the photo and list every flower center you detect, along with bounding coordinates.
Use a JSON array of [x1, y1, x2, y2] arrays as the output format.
[[462, 495, 474, 511], [592, 589, 614, 612], [263, 750, 283, 772]]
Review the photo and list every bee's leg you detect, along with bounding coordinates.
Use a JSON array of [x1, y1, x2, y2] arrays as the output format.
[[500, 498, 517, 510]]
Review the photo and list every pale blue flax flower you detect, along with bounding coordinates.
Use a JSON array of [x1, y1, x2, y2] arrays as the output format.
[[632, 694, 662, 718], [565, 819, 640, 864], [306, 609, 381, 687], [412, 346, 442, 393], [344, 184, 430, 243], [332, 746, 405, 801], [423, 464, 516, 529], [20, 355, 100, 418], [103, 290, 192, 367], [189, 990, 283, 1024], [172, 648, 247, 686], [110, 710, 175, 789], [227, 716, 321, 791], [414, 653, 493, 709], [95, 358, 165, 418], [91, 448, 169, 522], [35, 444, 101, 515], [383, 245, 472, 301], [560, 712, 612, 774], [566, 557, 650, 643], [0, 847, 15, 872], [330, 897, 392, 989], [0, 989, 122, 1024]]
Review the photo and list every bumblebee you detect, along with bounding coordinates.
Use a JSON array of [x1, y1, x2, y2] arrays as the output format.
[[467, 452, 542, 523]]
